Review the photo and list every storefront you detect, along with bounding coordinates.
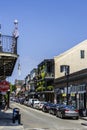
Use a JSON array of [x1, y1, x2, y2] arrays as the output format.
[[55, 84, 86, 109], [70, 84, 86, 109], [54, 68, 87, 116]]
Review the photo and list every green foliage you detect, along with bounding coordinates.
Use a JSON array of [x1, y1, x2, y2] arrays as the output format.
[[37, 82, 39, 86], [41, 72, 46, 79], [10, 84, 16, 92], [47, 86, 53, 91], [36, 86, 45, 92], [5, 93, 8, 100], [37, 80, 45, 87]]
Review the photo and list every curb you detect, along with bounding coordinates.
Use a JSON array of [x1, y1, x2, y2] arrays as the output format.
[[80, 117, 87, 121], [81, 123, 87, 126]]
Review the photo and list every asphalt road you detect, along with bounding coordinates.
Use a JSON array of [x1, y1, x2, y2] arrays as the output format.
[[11, 102, 87, 130]]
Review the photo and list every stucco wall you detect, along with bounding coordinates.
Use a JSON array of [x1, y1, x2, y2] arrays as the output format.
[[54, 40, 87, 78]]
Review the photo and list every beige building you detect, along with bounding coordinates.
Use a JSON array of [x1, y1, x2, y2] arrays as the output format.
[[54, 40, 87, 78], [54, 40, 87, 115]]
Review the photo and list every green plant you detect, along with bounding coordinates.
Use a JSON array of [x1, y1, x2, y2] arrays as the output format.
[[41, 72, 46, 79], [43, 65, 46, 70], [36, 86, 45, 92], [10, 84, 16, 92], [47, 85, 53, 91]]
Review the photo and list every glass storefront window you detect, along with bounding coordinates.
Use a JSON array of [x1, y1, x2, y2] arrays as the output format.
[[79, 93, 84, 109]]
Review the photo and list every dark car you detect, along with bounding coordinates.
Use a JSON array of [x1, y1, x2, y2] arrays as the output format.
[[49, 104, 61, 115], [56, 105, 79, 119], [19, 97, 25, 104], [42, 102, 54, 112]]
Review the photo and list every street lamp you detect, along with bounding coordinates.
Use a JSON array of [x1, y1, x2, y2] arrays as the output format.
[[7, 89, 10, 108], [13, 19, 19, 38], [60, 65, 70, 105]]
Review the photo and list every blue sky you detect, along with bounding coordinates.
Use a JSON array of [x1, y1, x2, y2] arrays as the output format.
[[0, 0, 87, 83]]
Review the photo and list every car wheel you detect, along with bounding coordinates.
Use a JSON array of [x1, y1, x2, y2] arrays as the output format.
[[60, 112, 63, 119], [57, 111, 60, 117], [73, 116, 79, 120], [53, 111, 55, 115], [42, 107, 45, 112], [56, 111, 58, 117], [49, 110, 51, 114]]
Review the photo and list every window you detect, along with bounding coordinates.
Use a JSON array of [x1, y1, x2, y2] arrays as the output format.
[[80, 50, 85, 59]]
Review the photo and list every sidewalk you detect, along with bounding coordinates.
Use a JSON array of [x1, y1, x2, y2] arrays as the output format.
[[80, 116, 87, 121], [0, 108, 24, 130]]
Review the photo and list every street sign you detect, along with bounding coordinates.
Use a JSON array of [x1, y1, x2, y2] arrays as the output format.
[[0, 80, 10, 92]]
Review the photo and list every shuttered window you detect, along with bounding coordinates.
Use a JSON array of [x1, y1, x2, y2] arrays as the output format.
[[80, 50, 85, 59]]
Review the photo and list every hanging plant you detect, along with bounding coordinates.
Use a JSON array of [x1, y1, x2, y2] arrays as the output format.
[[39, 81, 42, 85], [37, 82, 39, 86], [41, 72, 46, 79], [47, 86, 53, 91], [36, 86, 45, 92], [43, 65, 46, 70]]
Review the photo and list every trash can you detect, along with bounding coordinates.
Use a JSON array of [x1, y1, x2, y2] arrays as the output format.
[[12, 108, 21, 124]]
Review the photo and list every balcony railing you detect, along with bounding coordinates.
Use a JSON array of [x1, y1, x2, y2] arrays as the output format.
[[45, 73, 54, 78], [0, 34, 17, 54]]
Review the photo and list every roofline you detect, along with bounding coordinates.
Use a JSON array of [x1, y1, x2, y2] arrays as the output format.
[[54, 39, 87, 59]]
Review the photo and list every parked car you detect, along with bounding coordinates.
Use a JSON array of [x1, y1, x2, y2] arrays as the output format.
[[28, 98, 39, 107], [19, 97, 25, 104], [33, 100, 40, 108], [49, 104, 61, 115], [42, 102, 54, 112], [56, 105, 79, 119], [34, 101, 47, 110], [23, 100, 28, 106]]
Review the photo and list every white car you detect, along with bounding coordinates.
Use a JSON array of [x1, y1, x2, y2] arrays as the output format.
[[28, 98, 39, 107], [33, 100, 40, 108], [34, 101, 47, 110]]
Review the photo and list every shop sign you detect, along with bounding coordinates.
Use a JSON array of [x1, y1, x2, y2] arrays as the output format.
[[62, 93, 66, 97], [0, 80, 10, 92]]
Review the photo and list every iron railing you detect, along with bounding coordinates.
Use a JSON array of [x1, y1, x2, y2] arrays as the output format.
[[0, 34, 18, 54]]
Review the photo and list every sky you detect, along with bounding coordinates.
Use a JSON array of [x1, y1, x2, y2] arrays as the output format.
[[0, 0, 87, 83]]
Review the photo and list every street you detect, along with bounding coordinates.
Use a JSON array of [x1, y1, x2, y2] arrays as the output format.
[[11, 102, 87, 130]]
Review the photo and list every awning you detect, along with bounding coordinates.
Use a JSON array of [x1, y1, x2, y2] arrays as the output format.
[[0, 80, 10, 92]]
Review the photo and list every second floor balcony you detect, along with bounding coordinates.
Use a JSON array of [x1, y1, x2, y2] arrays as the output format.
[[0, 34, 18, 80], [0, 34, 17, 54]]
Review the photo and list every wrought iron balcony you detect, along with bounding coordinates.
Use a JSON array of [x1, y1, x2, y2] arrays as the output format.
[[45, 73, 54, 79], [0, 34, 18, 80], [0, 20, 19, 80], [0, 34, 17, 54]]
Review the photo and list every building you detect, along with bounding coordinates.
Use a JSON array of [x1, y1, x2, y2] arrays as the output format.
[[15, 79, 24, 95], [54, 40, 87, 114], [22, 68, 38, 99], [0, 21, 19, 108], [54, 40, 87, 79], [36, 59, 54, 102]]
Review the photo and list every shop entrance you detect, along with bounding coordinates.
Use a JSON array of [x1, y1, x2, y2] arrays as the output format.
[[78, 93, 86, 109]]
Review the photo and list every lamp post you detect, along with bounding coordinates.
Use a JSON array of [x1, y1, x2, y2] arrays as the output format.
[[7, 89, 10, 108], [13, 19, 19, 54], [60, 65, 70, 105]]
